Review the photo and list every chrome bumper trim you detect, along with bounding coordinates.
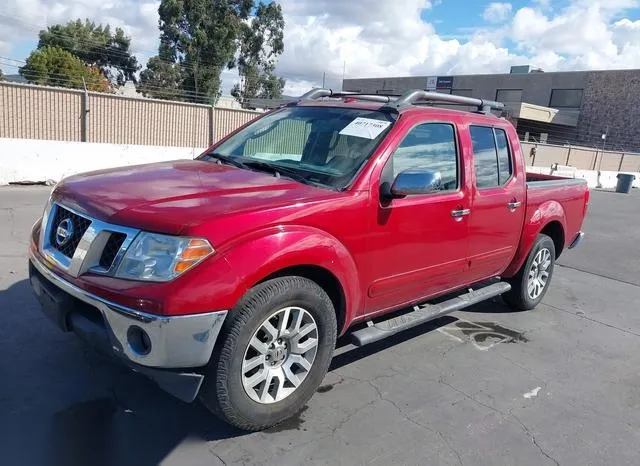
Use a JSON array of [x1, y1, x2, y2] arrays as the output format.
[[30, 251, 227, 369], [568, 231, 585, 249]]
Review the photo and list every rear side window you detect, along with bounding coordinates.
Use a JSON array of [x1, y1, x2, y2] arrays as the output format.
[[470, 126, 513, 188], [494, 129, 512, 184], [391, 123, 458, 191]]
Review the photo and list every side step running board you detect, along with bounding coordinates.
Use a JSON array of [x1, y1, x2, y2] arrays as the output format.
[[349, 282, 511, 347]]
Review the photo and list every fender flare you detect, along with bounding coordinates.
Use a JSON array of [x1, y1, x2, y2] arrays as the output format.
[[220, 226, 362, 332], [503, 200, 567, 277]]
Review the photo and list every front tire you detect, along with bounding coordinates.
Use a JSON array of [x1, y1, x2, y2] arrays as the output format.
[[199, 276, 337, 431], [503, 234, 556, 310]]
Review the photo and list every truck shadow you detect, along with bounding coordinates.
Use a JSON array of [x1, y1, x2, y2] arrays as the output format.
[[2, 278, 519, 466], [0, 278, 248, 466]]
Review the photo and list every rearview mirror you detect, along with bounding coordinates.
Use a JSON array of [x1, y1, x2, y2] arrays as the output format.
[[389, 169, 442, 197]]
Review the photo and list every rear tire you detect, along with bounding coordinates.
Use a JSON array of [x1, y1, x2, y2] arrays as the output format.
[[503, 234, 556, 310], [199, 276, 337, 431]]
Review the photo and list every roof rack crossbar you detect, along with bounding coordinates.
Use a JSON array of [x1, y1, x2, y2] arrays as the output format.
[[387, 89, 504, 113], [294, 88, 396, 104]]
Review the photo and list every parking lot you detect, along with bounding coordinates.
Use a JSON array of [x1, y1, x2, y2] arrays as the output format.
[[1, 186, 639, 466]]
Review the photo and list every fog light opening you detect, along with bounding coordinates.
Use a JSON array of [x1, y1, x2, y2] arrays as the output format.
[[127, 325, 152, 356]]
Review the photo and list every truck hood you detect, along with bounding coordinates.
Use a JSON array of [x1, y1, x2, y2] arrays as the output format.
[[53, 160, 329, 235]]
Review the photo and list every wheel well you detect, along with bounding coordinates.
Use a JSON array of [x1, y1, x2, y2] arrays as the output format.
[[541, 221, 564, 258], [259, 265, 346, 333]]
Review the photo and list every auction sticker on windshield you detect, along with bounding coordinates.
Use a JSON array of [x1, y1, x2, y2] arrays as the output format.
[[339, 118, 391, 139]]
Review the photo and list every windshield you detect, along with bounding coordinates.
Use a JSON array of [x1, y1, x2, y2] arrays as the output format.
[[199, 106, 395, 190]]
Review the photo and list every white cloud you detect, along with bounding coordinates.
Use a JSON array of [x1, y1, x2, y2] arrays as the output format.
[[482, 3, 513, 23], [533, 0, 552, 10], [2, 0, 640, 96]]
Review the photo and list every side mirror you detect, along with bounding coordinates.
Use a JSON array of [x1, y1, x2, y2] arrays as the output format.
[[388, 169, 442, 197]]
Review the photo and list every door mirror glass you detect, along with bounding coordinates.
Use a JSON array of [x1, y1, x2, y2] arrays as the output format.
[[390, 169, 442, 197]]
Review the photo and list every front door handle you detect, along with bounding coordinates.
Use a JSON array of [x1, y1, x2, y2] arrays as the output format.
[[451, 208, 471, 218], [507, 200, 522, 210]]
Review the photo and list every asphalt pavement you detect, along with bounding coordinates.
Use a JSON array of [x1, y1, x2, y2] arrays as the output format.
[[1, 186, 639, 466]]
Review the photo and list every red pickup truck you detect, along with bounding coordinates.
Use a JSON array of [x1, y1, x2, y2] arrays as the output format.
[[29, 89, 588, 431]]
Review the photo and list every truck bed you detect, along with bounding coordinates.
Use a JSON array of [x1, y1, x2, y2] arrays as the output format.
[[526, 171, 587, 187]]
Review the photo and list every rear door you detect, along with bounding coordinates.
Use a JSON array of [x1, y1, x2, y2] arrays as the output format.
[[364, 118, 472, 313], [465, 125, 525, 283]]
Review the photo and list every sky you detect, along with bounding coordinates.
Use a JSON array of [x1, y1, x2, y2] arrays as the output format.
[[1, 0, 640, 96]]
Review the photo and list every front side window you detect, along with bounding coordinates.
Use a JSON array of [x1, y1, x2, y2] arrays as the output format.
[[389, 123, 458, 191], [470, 126, 513, 188], [201, 106, 395, 190]]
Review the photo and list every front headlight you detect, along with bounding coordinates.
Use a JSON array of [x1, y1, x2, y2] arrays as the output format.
[[115, 232, 215, 282]]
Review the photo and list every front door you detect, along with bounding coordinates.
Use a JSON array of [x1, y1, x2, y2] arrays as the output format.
[[364, 120, 471, 314], [465, 125, 525, 283]]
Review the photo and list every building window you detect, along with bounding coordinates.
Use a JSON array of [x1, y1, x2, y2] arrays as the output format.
[[495, 89, 523, 103], [549, 89, 583, 108], [452, 89, 473, 97]]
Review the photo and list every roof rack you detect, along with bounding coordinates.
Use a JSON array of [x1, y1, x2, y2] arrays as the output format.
[[292, 88, 397, 104], [383, 89, 504, 114], [292, 88, 504, 115]]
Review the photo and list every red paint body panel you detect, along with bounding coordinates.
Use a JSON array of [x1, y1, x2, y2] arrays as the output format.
[[44, 103, 588, 335]]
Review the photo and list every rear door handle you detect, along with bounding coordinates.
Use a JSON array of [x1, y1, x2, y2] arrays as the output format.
[[507, 201, 522, 210], [451, 208, 471, 218]]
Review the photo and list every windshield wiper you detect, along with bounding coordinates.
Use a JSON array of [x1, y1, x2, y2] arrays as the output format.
[[242, 160, 312, 185], [204, 152, 249, 169]]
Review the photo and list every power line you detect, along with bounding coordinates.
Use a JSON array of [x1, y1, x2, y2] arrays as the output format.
[[0, 11, 242, 76], [0, 60, 224, 104]]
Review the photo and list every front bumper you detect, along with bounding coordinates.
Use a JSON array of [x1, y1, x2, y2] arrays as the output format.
[[29, 251, 228, 401]]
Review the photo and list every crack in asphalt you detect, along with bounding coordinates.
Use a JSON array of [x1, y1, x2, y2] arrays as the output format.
[[437, 377, 560, 466], [206, 445, 228, 465], [556, 264, 640, 289], [364, 378, 464, 466], [544, 302, 640, 338], [509, 411, 560, 466], [497, 354, 549, 390]]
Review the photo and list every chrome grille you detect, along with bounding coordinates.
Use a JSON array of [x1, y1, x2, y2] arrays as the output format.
[[99, 233, 127, 269], [41, 202, 140, 278], [48, 206, 92, 258]]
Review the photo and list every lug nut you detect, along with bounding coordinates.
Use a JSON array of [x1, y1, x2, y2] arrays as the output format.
[[265, 355, 270, 360], [277, 339, 282, 344]]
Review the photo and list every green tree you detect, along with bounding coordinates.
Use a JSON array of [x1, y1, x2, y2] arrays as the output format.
[[154, 0, 253, 103], [138, 55, 183, 100], [232, 2, 286, 103], [38, 19, 139, 85], [0, 69, 4, 81], [19, 46, 110, 92]]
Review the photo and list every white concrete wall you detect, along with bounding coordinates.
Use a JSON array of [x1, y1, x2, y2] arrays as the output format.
[[528, 165, 639, 189], [1, 137, 638, 190], [0, 138, 207, 185]]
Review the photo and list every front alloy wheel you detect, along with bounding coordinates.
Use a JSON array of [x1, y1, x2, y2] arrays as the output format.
[[200, 276, 337, 431], [242, 306, 318, 404]]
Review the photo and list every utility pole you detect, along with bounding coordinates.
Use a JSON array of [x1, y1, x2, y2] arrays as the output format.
[[342, 61, 346, 90], [81, 77, 89, 142], [322, 72, 326, 88], [596, 128, 608, 188]]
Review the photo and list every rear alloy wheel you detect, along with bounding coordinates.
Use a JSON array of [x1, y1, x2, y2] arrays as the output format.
[[504, 234, 556, 310], [200, 276, 337, 431], [527, 247, 552, 300]]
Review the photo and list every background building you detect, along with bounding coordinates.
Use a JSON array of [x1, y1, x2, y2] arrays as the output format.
[[343, 66, 640, 152]]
